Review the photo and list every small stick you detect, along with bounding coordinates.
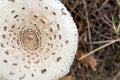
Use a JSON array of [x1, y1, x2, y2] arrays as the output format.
[[83, 0, 93, 51], [79, 38, 120, 60], [92, 39, 119, 44]]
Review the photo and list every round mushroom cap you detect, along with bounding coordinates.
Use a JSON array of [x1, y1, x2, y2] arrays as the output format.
[[0, 0, 78, 80]]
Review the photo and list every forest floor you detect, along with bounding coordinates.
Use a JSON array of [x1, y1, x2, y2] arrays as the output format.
[[60, 0, 120, 80]]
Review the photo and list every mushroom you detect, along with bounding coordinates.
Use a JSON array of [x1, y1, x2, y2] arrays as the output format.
[[0, 0, 78, 80]]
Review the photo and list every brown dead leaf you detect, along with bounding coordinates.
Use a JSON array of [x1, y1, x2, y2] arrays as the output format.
[[88, 55, 97, 71], [59, 75, 73, 80], [76, 50, 97, 71]]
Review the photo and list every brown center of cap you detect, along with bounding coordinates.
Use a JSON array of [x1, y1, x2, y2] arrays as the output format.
[[18, 28, 41, 51]]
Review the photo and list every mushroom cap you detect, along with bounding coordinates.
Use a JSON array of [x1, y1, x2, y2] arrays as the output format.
[[0, 0, 78, 80]]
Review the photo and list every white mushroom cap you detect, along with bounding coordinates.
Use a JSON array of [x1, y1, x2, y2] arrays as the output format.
[[0, 0, 78, 80]]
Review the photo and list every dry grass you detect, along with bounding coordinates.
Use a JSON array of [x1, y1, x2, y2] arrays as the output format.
[[61, 0, 120, 80]]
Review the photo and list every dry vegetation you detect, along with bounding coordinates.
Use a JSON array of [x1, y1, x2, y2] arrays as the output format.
[[60, 0, 120, 80]]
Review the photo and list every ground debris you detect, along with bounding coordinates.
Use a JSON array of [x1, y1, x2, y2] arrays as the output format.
[[61, 0, 120, 80]]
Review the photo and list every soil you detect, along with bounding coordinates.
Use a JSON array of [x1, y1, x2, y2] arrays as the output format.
[[61, 0, 120, 80]]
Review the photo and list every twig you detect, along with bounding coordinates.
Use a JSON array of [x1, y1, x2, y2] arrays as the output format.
[[92, 27, 111, 39], [116, 0, 120, 6], [98, 56, 106, 80], [79, 38, 120, 60], [92, 39, 118, 44], [97, 0, 109, 11], [83, 0, 93, 51], [112, 71, 120, 80]]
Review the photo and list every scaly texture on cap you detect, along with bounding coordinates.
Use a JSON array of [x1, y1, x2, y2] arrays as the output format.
[[0, 0, 78, 80]]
